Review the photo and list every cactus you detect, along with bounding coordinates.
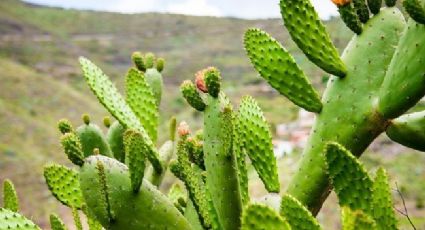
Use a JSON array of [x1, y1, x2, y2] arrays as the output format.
[[325, 142, 398, 230], [244, 0, 425, 215], [3, 179, 19, 212], [4, 1, 425, 225]]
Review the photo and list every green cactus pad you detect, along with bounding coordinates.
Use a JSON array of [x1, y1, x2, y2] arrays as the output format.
[[236, 96, 280, 192], [378, 14, 425, 118], [156, 58, 165, 72], [372, 168, 398, 230], [342, 207, 377, 230], [280, 194, 322, 230], [131, 51, 146, 72], [241, 204, 290, 230], [352, 0, 370, 23], [57, 119, 73, 134], [385, 0, 397, 6], [386, 111, 425, 151], [0, 208, 41, 230], [50, 213, 68, 230], [279, 0, 347, 77], [44, 164, 83, 209], [181, 80, 206, 111], [60, 132, 85, 166], [204, 96, 242, 230], [80, 155, 191, 230], [338, 3, 363, 34], [204, 67, 221, 98], [106, 121, 126, 162], [124, 130, 147, 193], [368, 0, 382, 14], [125, 68, 159, 142], [404, 0, 425, 24], [79, 57, 159, 169], [76, 122, 112, 157], [325, 142, 373, 214], [3, 179, 19, 212], [144, 52, 155, 69], [144, 68, 164, 106], [244, 29, 322, 113], [186, 138, 204, 170]]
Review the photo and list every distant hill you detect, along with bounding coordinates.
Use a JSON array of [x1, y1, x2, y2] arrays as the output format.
[[0, 0, 353, 227]]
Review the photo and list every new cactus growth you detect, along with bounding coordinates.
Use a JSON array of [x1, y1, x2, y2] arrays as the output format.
[[245, 0, 425, 215]]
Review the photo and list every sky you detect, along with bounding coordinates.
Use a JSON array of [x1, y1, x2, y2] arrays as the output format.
[[22, 0, 339, 20]]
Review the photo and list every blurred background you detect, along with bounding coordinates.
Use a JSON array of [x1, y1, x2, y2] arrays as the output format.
[[0, 0, 424, 229]]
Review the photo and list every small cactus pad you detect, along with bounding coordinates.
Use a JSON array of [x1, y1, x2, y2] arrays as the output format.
[[43, 164, 83, 209], [131, 51, 146, 72], [280, 194, 322, 230], [79, 57, 158, 162], [144, 68, 164, 107], [338, 3, 363, 34], [156, 58, 165, 72], [386, 111, 425, 151], [76, 122, 112, 157], [181, 80, 206, 111], [241, 204, 290, 230], [236, 96, 280, 192], [57, 119, 73, 134], [352, 0, 370, 23], [244, 29, 322, 113], [204, 67, 221, 98], [378, 14, 425, 118], [144, 52, 155, 69], [106, 121, 126, 162], [80, 155, 191, 230], [3, 179, 19, 212], [0, 208, 41, 230], [60, 132, 85, 166], [50, 213, 68, 230], [342, 207, 377, 230], [385, 0, 397, 6], [124, 130, 147, 193], [325, 142, 373, 214], [372, 168, 398, 230], [279, 0, 347, 77], [404, 0, 425, 24], [368, 0, 382, 14], [125, 68, 159, 142]]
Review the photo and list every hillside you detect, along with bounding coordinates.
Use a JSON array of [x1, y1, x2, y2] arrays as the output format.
[[0, 0, 424, 228]]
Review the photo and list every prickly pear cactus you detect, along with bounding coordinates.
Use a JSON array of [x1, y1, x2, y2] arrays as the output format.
[[245, 0, 425, 215]]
